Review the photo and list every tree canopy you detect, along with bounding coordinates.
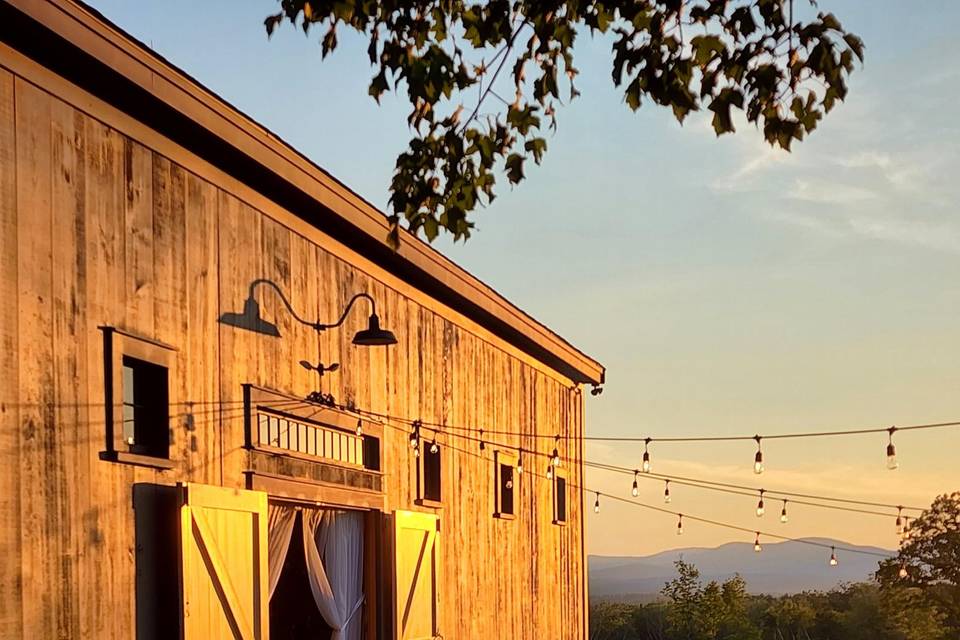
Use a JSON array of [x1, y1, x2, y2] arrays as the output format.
[[264, 0, 863, 246], [878, 491, 960, 633], [589, 495, 960, 639]]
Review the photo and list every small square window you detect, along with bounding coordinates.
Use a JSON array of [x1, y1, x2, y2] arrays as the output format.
[[495, 451, 518, 519], [553, 468, 568, 525], [417, 442, 442, 506], [99, 327, 176, 469]]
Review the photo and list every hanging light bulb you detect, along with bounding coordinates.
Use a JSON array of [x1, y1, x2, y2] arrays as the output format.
[[479, 428, 485, 451], [754, 435, 764, 474], [756, 490, 765, 517], [886, 426, 899, 470], [642, 438, 652, 473], [898, 563, 908, 579], [552, 434, 561, 467], [632, 471, 640, 497], [546, 464, 553, 480], [901, 518, 911, 541], [895, 507, 903, 536], [677, 514, 684, 535], [430, 439, 439, 454], [355, 417, 363, 437], [663, 480, 672, 504], [516, 450, 524, 476], [594, 493, 601, 514], [754, 532, 762, 553], [505, 477, 513, 489], [780, 500, 789, 524], [829, 547, 838, 566], [409, 422, 420, 449]]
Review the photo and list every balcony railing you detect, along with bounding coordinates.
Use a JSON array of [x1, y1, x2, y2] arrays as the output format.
[[243, 385, 382, 472]]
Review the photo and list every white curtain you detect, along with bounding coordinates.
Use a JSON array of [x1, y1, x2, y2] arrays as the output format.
[[302, 509, 365, 640], [321, 510, 365, 640], [267, 504, 297, 598]]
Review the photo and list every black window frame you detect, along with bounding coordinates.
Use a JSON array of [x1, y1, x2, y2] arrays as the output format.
[[552, 467, 568, 526], [494, 450, 518, 520], [416, 439, 443, 508], [99, 327, 176, 470]]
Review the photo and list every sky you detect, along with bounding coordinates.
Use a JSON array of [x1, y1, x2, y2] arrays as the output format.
[[86, 0, 960, 557]]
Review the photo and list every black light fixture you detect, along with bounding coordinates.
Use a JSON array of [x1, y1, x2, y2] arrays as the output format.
[[220, 279, 397, 346]]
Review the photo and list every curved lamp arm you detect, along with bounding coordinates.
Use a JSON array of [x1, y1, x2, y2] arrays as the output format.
[[316, 292, 377, 331], [249, 280, 376, 331]]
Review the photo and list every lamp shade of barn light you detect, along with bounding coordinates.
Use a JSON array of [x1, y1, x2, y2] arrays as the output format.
[[352, 313, 397, 346]]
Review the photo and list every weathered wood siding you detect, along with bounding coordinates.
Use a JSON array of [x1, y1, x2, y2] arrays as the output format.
[[0, 60, 587, 639]]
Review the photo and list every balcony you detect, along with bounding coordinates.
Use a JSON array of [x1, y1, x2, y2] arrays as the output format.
[[242, 385, 384, 508]]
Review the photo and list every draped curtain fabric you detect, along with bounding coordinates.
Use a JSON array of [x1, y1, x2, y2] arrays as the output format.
[[302, 509, 365, 640], [266, 504, 297, 598], [320, 510, 365, 640]]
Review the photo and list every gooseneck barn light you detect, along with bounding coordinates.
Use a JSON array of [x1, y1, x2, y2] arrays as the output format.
[[220, 279, 397, 346]]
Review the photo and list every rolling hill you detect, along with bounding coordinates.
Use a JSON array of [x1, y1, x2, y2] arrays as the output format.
[[589, 538, 892, 600]]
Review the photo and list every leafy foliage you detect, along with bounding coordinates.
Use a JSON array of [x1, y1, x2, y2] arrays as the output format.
[[592, 579, 947, 640], [878, 491, 960, 633], [264, 0, 863, 246]]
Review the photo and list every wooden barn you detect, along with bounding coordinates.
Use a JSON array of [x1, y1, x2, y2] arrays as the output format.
[[0, 1, 605, 638]]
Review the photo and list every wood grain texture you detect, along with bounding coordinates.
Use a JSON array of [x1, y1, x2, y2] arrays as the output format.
[[0, 67, 22, 640], [1, 74, 589, 639]]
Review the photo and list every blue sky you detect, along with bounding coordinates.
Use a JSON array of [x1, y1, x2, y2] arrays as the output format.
[[88, 0, 960, 555]]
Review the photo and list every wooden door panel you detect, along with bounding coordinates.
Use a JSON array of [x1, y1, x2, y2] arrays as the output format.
[[394, 511, 439, 640], [180, 483, 269, 640]]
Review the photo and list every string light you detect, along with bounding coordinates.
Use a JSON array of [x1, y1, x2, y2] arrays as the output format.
[[754, 435, 764, 474], [756, 490, 766, 517], [594, 492, 601, 514], [430, 439, 439, 454], [829, 547, 838, 566], [895, 507, 903, 535], [546, 464, 553, 480], [898, 563, 908, 579], [780, 500, 789, 524], [886, 426, 899, 470], [552, 435, 561, 467], [664, 480, 672, 504], [632, 471, 640, 497], [479, 428, 485, 451], [642, 438, 652, 473], [355, 418, 363, 437], [677, 514, 684, 535], [584, 459, 925, 514], [410, 422, 422, 458], [754, 532, 762, 552]]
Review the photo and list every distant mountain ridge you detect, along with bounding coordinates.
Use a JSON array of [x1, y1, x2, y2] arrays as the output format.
[[590, 538, 892, 599]]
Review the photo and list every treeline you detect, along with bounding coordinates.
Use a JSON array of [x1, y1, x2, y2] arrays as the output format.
[[591, 564, 947, 640], [591, 493, 960, 640]]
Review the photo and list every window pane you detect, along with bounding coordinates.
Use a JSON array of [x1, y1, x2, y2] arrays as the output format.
[[424, 447, 441, 502], [500, 464, 514, 515], [556, 477, 567, 522], [123, 355, 169, 458]]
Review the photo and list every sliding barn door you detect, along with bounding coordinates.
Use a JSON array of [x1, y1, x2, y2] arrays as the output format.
[[179, 483, 269, 640], [393, 510, 440, 640]]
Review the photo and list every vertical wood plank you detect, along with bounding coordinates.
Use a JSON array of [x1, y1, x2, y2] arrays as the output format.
[[0, 67, 22, 640], [124, 140, 153, 334], [15, 78, 57, 640], [82, 113, 131, 639], [184, 172, 219, 483], [50, 95, 86, 640]]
